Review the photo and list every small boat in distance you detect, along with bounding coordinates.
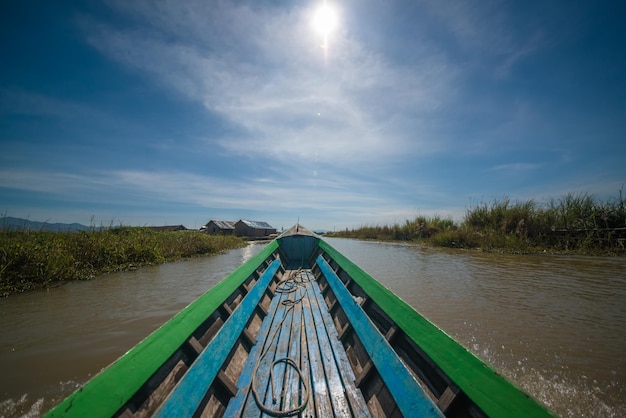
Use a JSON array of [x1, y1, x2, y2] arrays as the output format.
[[45, 225, 553, 417]]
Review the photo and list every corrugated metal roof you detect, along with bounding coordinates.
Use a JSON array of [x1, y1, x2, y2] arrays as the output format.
[[207, 220, 235, 229], [239, 220, 274, 229]]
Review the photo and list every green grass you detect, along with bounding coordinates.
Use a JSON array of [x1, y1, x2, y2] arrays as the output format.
[[0, 227, 245, 297], [327, 191, 626, 255]]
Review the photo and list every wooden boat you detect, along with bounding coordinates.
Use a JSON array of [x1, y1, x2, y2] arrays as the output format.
[[45, 225, 553, 417]]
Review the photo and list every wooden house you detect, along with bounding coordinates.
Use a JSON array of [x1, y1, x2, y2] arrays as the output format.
[[201, 220, 236, 235], [234, 220, 276, 238]]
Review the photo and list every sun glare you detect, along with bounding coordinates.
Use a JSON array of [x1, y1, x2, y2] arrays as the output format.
[[312, 3, 338, 38]]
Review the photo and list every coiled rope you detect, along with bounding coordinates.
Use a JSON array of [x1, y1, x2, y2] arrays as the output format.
[[250, 269, 311, 416]]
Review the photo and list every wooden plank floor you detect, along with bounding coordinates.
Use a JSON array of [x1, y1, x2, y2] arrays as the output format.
[[225, 270, 371, 417]]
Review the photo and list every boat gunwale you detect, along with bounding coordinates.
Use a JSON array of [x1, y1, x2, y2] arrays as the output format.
[[152, 258, 282, 417], [44, 233, 554, 418], [318, 239, 554, 418], [44, 240, 279, 418], [316, 254, 444, 417]]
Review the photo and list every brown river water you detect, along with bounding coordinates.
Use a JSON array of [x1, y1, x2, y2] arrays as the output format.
[[1, 238, 625, 417]]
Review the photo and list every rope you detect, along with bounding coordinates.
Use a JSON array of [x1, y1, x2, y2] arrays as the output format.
[[251, 357, 309, 417], [249, 270, 311, 417]]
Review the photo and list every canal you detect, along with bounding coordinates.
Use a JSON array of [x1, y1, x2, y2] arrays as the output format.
[[0, 238, 624, 417]]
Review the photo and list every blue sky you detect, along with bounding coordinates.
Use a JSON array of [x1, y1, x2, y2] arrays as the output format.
[[1, 0, 625, 231]]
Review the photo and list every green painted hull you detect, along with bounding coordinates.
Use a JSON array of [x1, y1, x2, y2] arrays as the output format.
[[319, 240, 552, 417], [45, 229, 552, 417]]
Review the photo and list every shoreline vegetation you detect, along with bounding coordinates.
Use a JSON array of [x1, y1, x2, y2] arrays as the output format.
[[0, 227, 245, 297], [2, 191, 624, 296], [326, 192, 626, 257]]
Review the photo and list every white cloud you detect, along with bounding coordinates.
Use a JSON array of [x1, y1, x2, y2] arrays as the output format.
[[0, 170, 107, 196], [0, 167, 387, 219], [82, 0, 456, 167]]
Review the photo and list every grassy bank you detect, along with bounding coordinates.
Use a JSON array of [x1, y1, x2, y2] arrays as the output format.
[[327, 192, 626, 256], [0, 227, 246, 297]]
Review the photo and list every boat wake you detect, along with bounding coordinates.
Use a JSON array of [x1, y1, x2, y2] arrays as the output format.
[[0, 394, 43, 418], [0, 380, 81, 418], [466, 338, 624, 418]]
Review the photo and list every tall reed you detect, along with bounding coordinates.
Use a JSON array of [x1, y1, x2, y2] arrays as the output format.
[[328, 191, 626, 255], [330, 215, 457, 241]]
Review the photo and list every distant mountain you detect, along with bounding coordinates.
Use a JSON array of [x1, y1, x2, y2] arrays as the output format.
[[0, 216, 96, 232]]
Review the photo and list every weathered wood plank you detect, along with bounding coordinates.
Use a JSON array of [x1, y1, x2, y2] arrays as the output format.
[[187, 336, 204, 355], [44, 242, 281, 418], [216, 370, 238, 398], [438, 385, 460, 412], [265, 288, 293, 409], [316, 255, 444, 418], [305, 273, 372, 417], [297, 290, 315, 418], [222, 279, 286, 417], [300, 280, 334, 417], [132, 359, 188, 418], [309, 278, 355, 416], [227, 269, 370, 417], [244, 275, 309, 417], [283, 282, 306, 414], [240, 288, 290, 416], [153, 259, 281, 418]]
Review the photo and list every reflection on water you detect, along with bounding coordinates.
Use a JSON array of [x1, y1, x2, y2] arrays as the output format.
[[1, 238, 625, 417], [241, 241, 258, 264], [325, 238, 626, 417]]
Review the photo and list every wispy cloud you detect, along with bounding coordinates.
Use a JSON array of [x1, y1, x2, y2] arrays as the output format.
[[81, 0, 456, 167], [2, 0, 622, 230], [489, 162, 542, 172], [417, 0, 548, 74], [0, 167, 400, 222], [1, 88, 110, 122]]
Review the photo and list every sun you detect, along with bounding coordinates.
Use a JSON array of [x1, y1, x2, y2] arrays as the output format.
[[312, 2, 338, 38]]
